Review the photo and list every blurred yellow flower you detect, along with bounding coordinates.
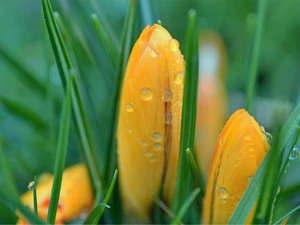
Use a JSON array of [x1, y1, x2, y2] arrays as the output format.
[[195, 31, 227, 176], [17, 164, 93, 225], [117, 24, 185, 222], [203, 109, 270, 224]]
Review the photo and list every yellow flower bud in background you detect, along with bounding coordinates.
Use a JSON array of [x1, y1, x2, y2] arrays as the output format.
[[203, 109, 270, 224], [117, 24, 185, 222], [17, 164, 93, 225], [195, 31, 227, 176]]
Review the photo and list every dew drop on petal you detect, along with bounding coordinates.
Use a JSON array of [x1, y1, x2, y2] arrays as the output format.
[[141, 140, 147, 147], [249, 146, 255, 152], [289, 146, 299, 160], [28, 181, 34, 190], [149, 48, 158, 58], [164, 90, 172, 102], [125, 104, 133, 112], [246, 176, 253, 183], [244, 133, 252, 141], [169, 39, 179, 52], [153, 143, 162, 151], [140, 88, 153, 101], [218, 187, 228, 199], [152, 132, 162, 142], [128, 128, 132, 133], [165, 112, 172, 124], [150, 155, 156, 162], [260, 126, 266, 134], [265, 132, 273, 143], [145, 151, 152, 157], [175, 71, 184, 84]]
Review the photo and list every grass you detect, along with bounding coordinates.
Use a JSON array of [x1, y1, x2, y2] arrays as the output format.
[[0, 0, 300, 224]]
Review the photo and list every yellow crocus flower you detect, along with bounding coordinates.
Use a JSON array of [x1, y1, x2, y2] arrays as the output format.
[[17, 163, 93, 225], [117, 24, 185, 222]]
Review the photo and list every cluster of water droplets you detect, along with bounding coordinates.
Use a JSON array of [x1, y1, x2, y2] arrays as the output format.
[[218, 187, 228, 204]]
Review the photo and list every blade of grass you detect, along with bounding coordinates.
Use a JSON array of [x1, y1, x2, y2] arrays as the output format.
[[228, 103, 300, 224], [33, 176, 38, 215], [105, 0, 137, 183], [171, 188, 200, 225], [139, 0, 154, 27], [0, 96, 47, 129], [0, 43, 46, 95], [274, 205, 300, 225], [89, 169, 118, 225], [41, 0, 102, 193], [47, 76, 72, 224], [83, 203, 110, 225], [245, 0, 268, 113], [91, 13, 119, 67], [0, 189, 47, 225], [186, 148, 206, 196], [172, 9, 198, 214]]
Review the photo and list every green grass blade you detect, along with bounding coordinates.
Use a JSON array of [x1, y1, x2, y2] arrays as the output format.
[[172, 9, 198, 213], [0, 43, 46, 95], [41, 0, 102, 192], [0, 138, 18, 197], [0, 96, 47, 129], [83, 203, 110, 225], [33, 176, 38, 215], [105, 0, 137, 182], [0, 189, 48, 225], [171, 188, 200, 225], [186, 148, 206, 196], [90, 169, 118, 224], [245, 0, 268, 113], [47, 76, 72, 224], [91, 13, 119, 67], [274, 205, 300, 225], [139, 0, 154, 27], [228, 103, 300, 224]]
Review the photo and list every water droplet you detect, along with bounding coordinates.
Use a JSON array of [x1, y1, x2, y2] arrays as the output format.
[[219, 138, 225, 146], [150, 156, 156, 162], [289, 146, 299, 160], [221, 199, 227, 204], [244, 133, 252, 141], [176, 58, 181, 63], [265, 132, 272, 143], [152, 132, 162, 142], [164, 90, 172, 102], [249, 146, 255, 152], [153, 143, 162, 151], [149, 48, 158, 58], [169, 39, 179, 52], [260, 126, 266, 134], [128, 128, 132, 133], [218, 187, 228, 199], [141, 140, 147, 146], [165, 112, 172, 124], [28, 181, 34, 190], [125, 104, 133, 112], [286, 162, 290, 167], [140, 88, 153, 101], [246, 176, 253, 183], [175, 71, 184, 84], [145, 151, 152, 157]]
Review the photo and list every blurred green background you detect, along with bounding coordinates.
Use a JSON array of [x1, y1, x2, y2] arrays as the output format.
[[0, 0, 300, 224]]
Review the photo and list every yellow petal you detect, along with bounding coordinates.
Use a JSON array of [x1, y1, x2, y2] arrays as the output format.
[[17, 163, 93, 225], [117, 24, 184, 222], [202, 109, 270, 224], [195, 31, 227, 176]]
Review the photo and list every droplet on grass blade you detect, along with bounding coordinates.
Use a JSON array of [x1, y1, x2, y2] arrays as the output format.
[[28, 181, 35, 191], [289, 146, 299, 160]]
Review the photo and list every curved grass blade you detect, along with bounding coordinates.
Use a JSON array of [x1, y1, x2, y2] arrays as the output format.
[[41, 0, 102, 192], [274, 205, 300, 225], [87, 169, 118, 225], [171, 188, 200, 225], [91, 13, 118, 67], [228, 103, 300, 224], [173, 9, 198, 213], [245, 0, 268, 113], [0, 189, 47, 225], [0, 43, 45, 95], [83, 203, 110, 225], [186, 148, 206, 196], [47, 76, 72, 224], [0, 96, 47, 129], [105, 0, 137, 183]]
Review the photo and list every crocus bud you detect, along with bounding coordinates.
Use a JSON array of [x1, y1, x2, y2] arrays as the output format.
[[117, 24, 185, 222], [203, 109, 270, 224], [17, 164, 93, 225], [195, 31, 227, 176]]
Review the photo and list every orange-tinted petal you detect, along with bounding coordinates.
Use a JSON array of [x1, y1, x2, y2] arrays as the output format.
[[195, 31, 227, 176], [17, 163, 93, 225], [203, 109, 270, 224], [117, 24, 184, 222]]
